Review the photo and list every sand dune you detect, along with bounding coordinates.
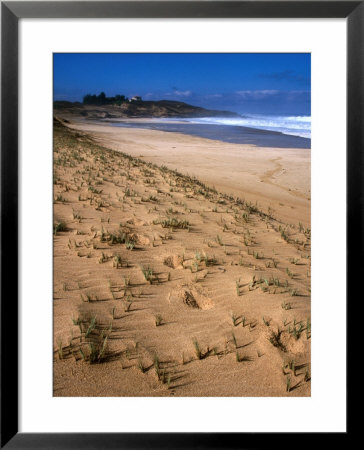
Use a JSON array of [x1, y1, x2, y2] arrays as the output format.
[[53, 119, 311, 397]]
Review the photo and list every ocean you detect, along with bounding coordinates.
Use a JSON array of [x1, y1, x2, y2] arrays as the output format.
[[185, 114, 311, 139], [107, 114, 311, 149]]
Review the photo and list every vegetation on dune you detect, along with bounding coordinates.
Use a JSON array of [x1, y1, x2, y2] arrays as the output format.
[[53, 121, 310, 396]]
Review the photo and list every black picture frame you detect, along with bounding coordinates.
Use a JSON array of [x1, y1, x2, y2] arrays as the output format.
[[1, 1, 357, 448]]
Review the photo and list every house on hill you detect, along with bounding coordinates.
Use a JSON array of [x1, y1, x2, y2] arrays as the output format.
[[130, 96, 142, 102]]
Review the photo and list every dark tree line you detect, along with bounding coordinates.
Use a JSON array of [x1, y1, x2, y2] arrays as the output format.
[[83, 92, 129, 105]]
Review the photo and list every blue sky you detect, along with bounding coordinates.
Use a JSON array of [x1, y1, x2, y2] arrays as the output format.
[[54, 53, 310, 115]]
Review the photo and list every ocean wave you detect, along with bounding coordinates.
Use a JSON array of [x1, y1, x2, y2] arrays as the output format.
[[182, 115, 311, 139]]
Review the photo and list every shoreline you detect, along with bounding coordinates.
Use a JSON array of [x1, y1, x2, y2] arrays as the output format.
[[60, 117, 311, 227], [62, 115, 311, 148], [106, 119, 311, 149]]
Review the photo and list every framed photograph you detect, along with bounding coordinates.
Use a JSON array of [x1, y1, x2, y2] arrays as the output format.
[[2, 1, 357, 447]]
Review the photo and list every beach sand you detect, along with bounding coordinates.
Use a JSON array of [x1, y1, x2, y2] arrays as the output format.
[[53, 118, 311, 397]]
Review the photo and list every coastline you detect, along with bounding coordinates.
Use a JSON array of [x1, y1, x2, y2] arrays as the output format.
[[62, 117, 311, 227], [105, 119, 311, 149]]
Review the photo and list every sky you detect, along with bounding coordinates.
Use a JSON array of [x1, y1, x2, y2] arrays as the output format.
[[54, 53, 311, 116]]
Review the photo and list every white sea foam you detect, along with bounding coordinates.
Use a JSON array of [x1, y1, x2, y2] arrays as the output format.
[[183, 114, 311, 139]]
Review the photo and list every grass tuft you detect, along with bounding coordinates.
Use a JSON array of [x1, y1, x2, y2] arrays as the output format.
[[155, 314, 163, 327], [54, 222, 67, 235], [192, 338, 202, 360]]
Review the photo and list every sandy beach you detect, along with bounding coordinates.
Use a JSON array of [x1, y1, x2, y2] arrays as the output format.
[[66, 119, 311, 227], [53, 118, 311, 397]]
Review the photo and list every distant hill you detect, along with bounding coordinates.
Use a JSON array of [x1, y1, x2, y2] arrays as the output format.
[[53, 99, 241, 119]]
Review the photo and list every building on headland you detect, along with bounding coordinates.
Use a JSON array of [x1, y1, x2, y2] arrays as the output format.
[[130, 96, 142, 102]]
